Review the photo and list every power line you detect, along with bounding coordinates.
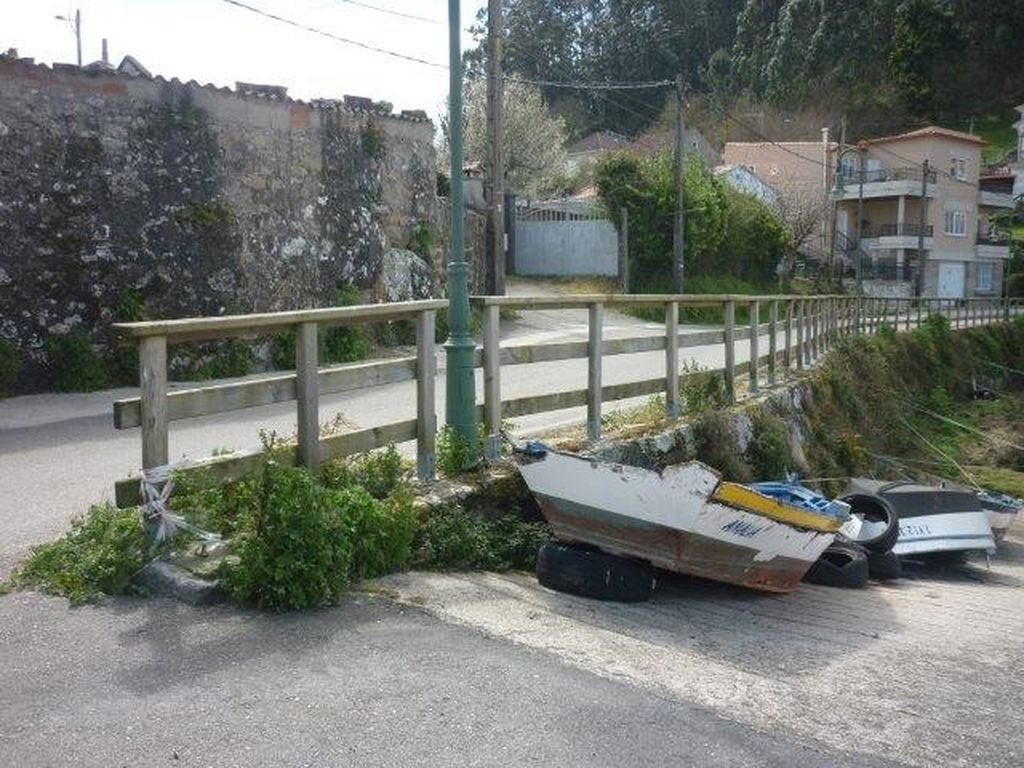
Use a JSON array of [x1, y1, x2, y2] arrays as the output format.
[[721, 111, 829, 168], [331, 0, 441, 24], [506, 75, 675, 91], [219, 0, 447, 69]]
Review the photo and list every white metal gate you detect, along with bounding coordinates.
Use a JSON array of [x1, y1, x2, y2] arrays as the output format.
[[513, 205, 619, 277], [937, 262, 965, 299]]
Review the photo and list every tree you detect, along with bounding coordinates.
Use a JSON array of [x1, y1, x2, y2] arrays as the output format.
[[439, 79, 569, 199]]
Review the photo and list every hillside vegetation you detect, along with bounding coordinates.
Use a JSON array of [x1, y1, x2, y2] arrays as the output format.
[[474, 1, 1024, 142]]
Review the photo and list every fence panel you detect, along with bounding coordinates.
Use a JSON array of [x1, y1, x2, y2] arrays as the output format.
[[513, 206, 619, 276]]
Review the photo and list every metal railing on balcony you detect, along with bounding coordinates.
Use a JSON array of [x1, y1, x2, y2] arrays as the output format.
[[838, 166, 938, 186], [977, 227, 1010, 246], [861, 223, 934, 239]]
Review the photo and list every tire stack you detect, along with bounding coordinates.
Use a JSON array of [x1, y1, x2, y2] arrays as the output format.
[[803, 494, 901, 588], [535, 542, 657, 602]]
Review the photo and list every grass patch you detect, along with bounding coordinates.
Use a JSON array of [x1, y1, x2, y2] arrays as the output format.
[[13, 503, 147, 604]]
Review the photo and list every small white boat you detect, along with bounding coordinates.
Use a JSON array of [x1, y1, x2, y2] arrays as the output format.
[[976, 489, 1022, 542], [517, 448, 849, 593], [844, 479, 995, 556]]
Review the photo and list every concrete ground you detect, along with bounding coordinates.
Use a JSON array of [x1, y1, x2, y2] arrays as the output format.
[[379, 524, 1024, 768]]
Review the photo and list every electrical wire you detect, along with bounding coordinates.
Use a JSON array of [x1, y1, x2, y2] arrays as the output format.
[[505, 75, 675, 91], [219, 0, 447, 69], [330, 0, 441, 24]]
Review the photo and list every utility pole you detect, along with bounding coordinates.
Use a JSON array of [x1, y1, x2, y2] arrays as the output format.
[[856, 144, 865, 296], [673, 74, 686, 295], [55, 9, 82, 67], [445, 0, 478, 465], [485, 0, 506, 295], [917, 159, 929, 298]]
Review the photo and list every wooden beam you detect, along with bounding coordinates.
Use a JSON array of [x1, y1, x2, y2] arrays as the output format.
[[139, 335, 168, 470], [416, 310, 436, 480], [749, 299, 760, 393], [723, 299, 735, 404], [587, 302, 603, 440], [665, 302, 679, 417], [482, 304, 501, 460], [113, 299, 449, 343], [295, 322, 319, 469]]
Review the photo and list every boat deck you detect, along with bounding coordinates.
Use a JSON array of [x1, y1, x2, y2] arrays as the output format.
[[381, 518, 1024, 768]]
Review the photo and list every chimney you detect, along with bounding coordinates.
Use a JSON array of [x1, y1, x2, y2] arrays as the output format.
[[101, 38, 109, 64]]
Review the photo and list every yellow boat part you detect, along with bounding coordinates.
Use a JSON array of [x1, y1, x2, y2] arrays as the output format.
[[711, 482, 844, 532]]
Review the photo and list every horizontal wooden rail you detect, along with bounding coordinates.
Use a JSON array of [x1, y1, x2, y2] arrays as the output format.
[[115, 417, 419, 507], [112, 299, 449, 343], [114, 357, 419, 429]]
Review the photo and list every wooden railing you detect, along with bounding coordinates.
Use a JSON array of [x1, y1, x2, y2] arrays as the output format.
[[111, 293, 1022, 506]]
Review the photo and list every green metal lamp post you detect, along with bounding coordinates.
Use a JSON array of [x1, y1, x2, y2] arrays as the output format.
[[445, 0, 479, 465]]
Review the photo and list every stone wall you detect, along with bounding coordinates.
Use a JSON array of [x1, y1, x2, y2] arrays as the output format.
[[0, 59, 438, 390]]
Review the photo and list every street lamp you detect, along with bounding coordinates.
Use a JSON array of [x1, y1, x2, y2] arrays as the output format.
[[444, 0, 478, 467], [54, 9, 82, 67]]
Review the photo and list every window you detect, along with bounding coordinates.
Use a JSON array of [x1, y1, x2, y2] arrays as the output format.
[[977, 262, 994, 292], [944, 210, 966, 236], [949, 157, 967, 180]]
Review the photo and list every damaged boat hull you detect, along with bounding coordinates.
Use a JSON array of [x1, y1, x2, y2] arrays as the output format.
[[519, 453, 838, 593]]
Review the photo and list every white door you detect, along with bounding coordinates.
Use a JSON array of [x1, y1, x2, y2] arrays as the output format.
[[937, 262, 965, 299]]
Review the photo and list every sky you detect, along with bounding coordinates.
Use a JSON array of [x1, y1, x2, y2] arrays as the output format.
[[1, 0, 486, 122]]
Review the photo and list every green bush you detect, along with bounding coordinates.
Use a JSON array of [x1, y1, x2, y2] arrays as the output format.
[[321, 444, 406, 500], [0, 338, 20, 397], [224, 463, 354, 610], [747, 412, 791, 480], [437, 425, 481, 476], [45, 331, 109, 392], [412, 505, 548, 572], [14, 503, 147, 604], [345, 486, 417, 580]]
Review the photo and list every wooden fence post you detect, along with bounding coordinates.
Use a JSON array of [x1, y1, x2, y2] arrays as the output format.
[[796, 300, 805, 371], [587, 302, 603, 440], [665, 301, 680, 417], [295, 321, 320, 469], [724, 299, 736, 403], [482, 304, 501, 460], [619, 208, 630, 293], [784, 299, 793, 373], [749, 299, 760, 393], [768, 300, 778, 386], [416, 309, 437, 479], [810, 298, 819, 361], [139, 335, 168, 470]]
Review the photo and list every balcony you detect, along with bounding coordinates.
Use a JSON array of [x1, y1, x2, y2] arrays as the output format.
[[861, 223, 933, 238], [835, 167, 938, 201], [978, 190, 1015, 208], [859, 222, 934, 251], [977, 227, 1011, 258]]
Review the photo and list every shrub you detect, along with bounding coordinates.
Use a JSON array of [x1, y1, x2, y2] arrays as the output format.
[[747, 411, 791, 480], [437, 425, 481, 476], [321, 444, 406, 500], [345, 486, 417, 579], [411, 505, 548, 572], [45, 331, 109, 392], [224, 463, 353, 610], [14, 503, 147, 603]]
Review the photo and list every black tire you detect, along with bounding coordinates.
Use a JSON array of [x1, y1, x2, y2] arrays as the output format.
[[803, 543, 870, 588], [536, 542, 656, 602], [867, 550, 902, 580], [839, 494, 900, 555]]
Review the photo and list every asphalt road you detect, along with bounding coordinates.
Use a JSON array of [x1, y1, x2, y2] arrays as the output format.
[[0, 590, 909, 768]]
